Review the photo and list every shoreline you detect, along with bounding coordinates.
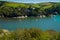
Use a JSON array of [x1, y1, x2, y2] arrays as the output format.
[[0, 15, 57, 18]]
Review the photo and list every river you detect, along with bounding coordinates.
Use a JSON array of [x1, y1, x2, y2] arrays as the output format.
[[0, 15, 60, 31]]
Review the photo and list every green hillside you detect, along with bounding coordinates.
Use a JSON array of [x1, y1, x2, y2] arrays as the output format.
[[0, 1, 60, 17]]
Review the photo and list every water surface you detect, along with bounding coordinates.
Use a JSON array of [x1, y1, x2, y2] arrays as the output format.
[[0, 15, 60, 31]]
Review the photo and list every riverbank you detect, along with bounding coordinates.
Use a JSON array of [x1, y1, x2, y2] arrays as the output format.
[[0, 14, 56, 19], [0, 1, 60, 19], [0, 28, 59, 40]]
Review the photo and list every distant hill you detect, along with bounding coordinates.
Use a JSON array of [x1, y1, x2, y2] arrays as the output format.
[[0, 1, 58, 7], [0, 1, 60, 17]]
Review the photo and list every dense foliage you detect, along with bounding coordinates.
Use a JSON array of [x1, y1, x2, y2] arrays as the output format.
[[0, 28, 60, 40], [0, 1, 60, 17]]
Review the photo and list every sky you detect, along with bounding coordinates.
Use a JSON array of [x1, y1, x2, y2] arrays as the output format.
[[1, 0, 60, 3]]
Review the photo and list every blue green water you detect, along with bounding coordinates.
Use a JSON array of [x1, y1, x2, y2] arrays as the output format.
[[0, 15, 60, 31]]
